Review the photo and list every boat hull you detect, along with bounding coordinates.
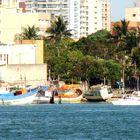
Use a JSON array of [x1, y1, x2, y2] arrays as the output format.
[[83, 86, 113, 102], [33, 94, 83, 104], [0, 88, 38, 105], [112, 98, 140, 106]]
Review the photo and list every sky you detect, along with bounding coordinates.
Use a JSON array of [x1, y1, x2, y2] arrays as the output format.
[[110, 0, 134, 21]]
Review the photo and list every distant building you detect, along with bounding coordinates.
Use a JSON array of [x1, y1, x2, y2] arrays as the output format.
[[0, 7, 54, 44], [111, 3, 140, 31], [134, 0, 140, 7], [2, 0, 111, 39], [125, 1, 140, 29], [101, 0, 110, 31]]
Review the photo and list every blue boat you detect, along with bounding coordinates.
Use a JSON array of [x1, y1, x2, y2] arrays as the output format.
[[0, 87, 38, 105]]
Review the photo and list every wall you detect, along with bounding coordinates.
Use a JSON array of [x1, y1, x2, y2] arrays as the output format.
[[0, 40, 44, 65], [0, 64, 47, 85], [125, 7, 140, 22], [15, 40, 44, 64]]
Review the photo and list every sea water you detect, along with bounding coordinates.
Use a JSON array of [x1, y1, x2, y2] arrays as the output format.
[[0, 103, 140, 140]]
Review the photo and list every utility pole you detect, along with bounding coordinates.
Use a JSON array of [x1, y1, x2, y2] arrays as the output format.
[[122, 59, 125, 94], [135, 62, 139, 91]]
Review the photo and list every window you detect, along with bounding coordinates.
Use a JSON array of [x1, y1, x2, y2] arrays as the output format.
[[4, 54, 6, 61]]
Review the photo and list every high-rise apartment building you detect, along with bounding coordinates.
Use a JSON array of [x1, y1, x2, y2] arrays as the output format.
[[24, 0, 81, 38], [24, 0, 110, 38], [80, 0, 110, 37], [0, 0, 110, 39], [80, 0, 102, 37], [101, 0, 110, 31]]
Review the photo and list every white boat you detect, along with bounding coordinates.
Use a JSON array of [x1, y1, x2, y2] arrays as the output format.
[[33, 88, 83, 104], [112, 94, 140, 105], [0, 87, 38, 105], [83, 85, 113, 101]]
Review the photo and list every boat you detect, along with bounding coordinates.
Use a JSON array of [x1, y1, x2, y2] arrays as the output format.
[[83, 85, 113, 101], [111, 93, 140, 105], [0, 87, 38, 105], [111, 96, 140, 105], [33, 88, 83, 104]]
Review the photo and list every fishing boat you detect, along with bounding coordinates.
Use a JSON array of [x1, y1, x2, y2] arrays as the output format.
[[33, 88, 83, 104], [83, 85, 113, 101], [53, 89, 83, 103], [0, 87, 38, 105]]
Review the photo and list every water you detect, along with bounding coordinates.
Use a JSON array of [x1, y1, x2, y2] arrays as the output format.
[[0, 103, 140, 140]]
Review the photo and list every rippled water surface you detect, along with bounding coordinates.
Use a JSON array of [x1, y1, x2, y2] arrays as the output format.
[[0, 103, 140, 140]]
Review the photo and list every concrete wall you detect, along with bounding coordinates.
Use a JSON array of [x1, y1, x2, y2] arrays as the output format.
[[0, 64, 47, 85], [15, 40, 44, 64], [125, 7, 140, 22], [0, 41, 44, 65]]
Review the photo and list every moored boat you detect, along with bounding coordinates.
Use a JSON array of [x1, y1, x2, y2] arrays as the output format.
[[33, 88, 83, 104], [83, 85, 113, 102], [111, 94, 140, 105], [0, 87, 38, 105]]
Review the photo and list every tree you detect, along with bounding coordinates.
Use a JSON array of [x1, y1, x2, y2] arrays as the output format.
[[46, 16, 72, 43], [72, 30, 115, 59], [18, 25, 40, 40], [112, 19, 129, 50], [112, 19, 138, 55]]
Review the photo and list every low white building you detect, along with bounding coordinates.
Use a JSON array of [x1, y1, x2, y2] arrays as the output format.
[[0, 41, 47, 85], [0, 44, 36, 65]]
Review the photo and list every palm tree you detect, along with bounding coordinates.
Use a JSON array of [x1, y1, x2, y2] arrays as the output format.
[[21, 25, 40, 40], [46, 16, 72, 43], [112, 19, 129, 50]]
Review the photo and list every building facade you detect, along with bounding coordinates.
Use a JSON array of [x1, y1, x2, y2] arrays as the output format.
[[0, 40, 47, 84], [0, 0, 110, 41], [0, 6, 54, 43], [101, 0, 110, 31], [0, 40, 44, 65], [24, 0, 81, 38], [125, 1, 140, 29], [24, 0, 110, 38], [13, 0, 110, 38]]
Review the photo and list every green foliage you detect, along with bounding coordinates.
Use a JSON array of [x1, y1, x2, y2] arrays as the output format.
[[46, 16, 72, 43], [112, 19, 138, 55], [72, 30, 116, 59], [21, 25, 40, 40], [44, 18, 140, 86], [131, 47, 140, 68]]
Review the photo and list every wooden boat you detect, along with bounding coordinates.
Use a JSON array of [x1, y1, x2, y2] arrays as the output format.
[[33, 88, 83, 104], [83, 85, 113, 101], [0, 87, 38, 105]]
